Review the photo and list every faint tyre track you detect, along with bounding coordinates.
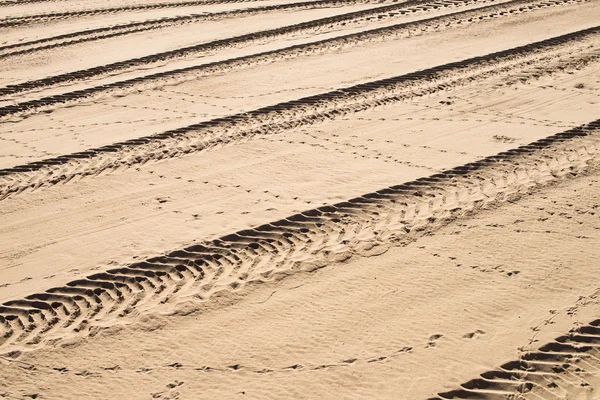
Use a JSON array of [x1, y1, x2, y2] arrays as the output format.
[[0, 118, 598, 352], [0, 0, 585, 101], [0, 0, 384, 28], [428, 317, 600, 399], [0, 0, 488, 58], [0, 25, 598, 200], [0, 0, 271, 7]]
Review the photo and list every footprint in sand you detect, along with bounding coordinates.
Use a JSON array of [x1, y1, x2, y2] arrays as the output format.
[[426, 334, 443, 348], [463, 329, 486, 339]]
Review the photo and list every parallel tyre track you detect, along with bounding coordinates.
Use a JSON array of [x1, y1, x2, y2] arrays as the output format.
[[429, 318, 600, 399], [0, 0, 278, 7], [0, 0, 493, 58], [1, 119, 599, 351], [0, 0, 587, 110], [0, 0, 374, 27], [0, 24, 598, 200], [0, 0, 506, 96]]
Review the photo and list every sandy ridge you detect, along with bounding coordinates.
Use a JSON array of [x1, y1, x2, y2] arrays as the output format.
[[1, 117, 598, 354], [0, 25, 597, 199]]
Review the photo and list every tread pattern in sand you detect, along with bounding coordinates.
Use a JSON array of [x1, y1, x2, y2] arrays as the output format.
[[429, 318, 600, 399], [0, 0, 585, 99], [1, 0, 600, 397], [0, 0, 279, 7], [0, 24, 598, 200], [0, 0, 492, 58], [0, 0, 384, 29], [0, 118, 598, 352]]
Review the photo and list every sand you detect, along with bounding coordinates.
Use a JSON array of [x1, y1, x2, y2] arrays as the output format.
[[0, 0, 599, 398]]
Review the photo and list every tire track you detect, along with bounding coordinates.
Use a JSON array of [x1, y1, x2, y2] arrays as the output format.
[[0, 0, 269, 7], [0, 0, 365, 27], [0, 0, 584, 100], [0, 0, 486, 59], [428, 317, 600, 399], [1, 118, 598, 352], [0, 25, 598, 200]]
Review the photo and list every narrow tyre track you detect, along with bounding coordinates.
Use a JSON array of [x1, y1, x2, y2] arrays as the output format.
[[0, 25, 598, 200], [1, 119, 598, 352], [429, 318, 600, 399], [0, 0, 491, 59]]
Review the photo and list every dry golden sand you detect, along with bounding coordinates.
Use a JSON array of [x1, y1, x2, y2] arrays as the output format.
[[0, 0, 599, 398]]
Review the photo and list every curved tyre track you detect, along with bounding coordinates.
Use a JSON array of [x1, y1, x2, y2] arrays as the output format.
[[0, 119, 599, 351], [0, 0, 492, 59], [0, 0, 585, 100], [429, 318, 600, 399], [0, 25, 598, 200]]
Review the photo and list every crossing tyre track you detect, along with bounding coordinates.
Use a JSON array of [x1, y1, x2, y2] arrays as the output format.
[[0, 0, 496, 59], [0, 25, 598, 201], [0, 0, 586, 101], [429, 317, 600, 399], [0, 118, 598, 351]]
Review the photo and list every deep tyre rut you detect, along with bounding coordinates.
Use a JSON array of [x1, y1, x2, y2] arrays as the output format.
[[0, 119, 599, 352]]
